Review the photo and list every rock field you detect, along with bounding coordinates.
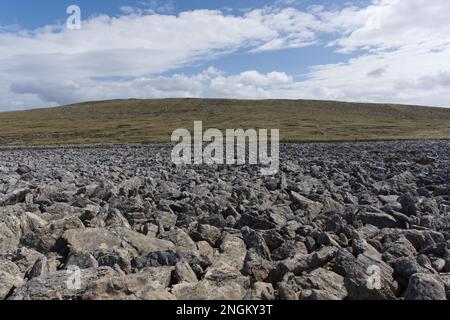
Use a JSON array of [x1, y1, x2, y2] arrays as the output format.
[[0, 141, 449, 300]]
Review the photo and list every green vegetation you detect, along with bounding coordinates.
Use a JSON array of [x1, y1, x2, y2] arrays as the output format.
[[0, 98, 449, 145]]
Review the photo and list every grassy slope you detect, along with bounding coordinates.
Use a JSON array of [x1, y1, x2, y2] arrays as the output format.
[[0, 98, 449, 145]]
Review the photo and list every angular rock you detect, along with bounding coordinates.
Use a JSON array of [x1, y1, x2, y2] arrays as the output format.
[[171, 280, 247, 300], [190, 224, 221, 247], [243, 229, 271, 260], [174, 260, 198, 284], [10, 267, 115, 300], [27, 256, 59, 279], [244, 282, 275, 300], [290, 191, 323, 217], [270, 246, 338, 283], [278, 268, 347, 300], [404, 273, 446, 300], [359, 211, 401, 229], [333, 249, 398, 300], [132, 251, 182, 269], [82, 272, 170, 300], [61, 227, 175, 257], [242, 250, 273, 282], [0, 260, 24, 299], [65, 251, 99, 270]]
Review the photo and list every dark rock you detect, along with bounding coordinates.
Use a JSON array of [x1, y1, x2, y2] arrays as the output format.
[[132, 251, 182, 269], [270, 246, 338, 283], [358, 211, 401, 229], [190, 224, 221, 247], [398, 194, 418, 216], [242, 250, 273, 282], [242, 229, 271, 260], [93, 249, 131, 272], [65, 251, 98, 270], [404, 273, 446, 300], [333, 249, 398, 300]]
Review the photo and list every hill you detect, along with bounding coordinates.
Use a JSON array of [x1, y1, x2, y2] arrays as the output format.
[[0, 98, 449, 145]]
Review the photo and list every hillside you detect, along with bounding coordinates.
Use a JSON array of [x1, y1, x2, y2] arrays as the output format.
[[0, 98, 449, 145]]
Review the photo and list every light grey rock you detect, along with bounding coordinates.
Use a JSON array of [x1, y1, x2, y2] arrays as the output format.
[[290, 191, 323, 217], [82, 272, 171, 300], [174, 260, 198, 284], [21, 217, 85, 253], [278, 268, 347, 300], [244, 282, 275, 300], [167, 228, 198, 256], [204, 234, 249, 287], [0, 260, 24, 299], [27, 256, 59, 279], [171, 280, 247, 300], [61, 227, 175, 257], [9, 267, 115, 300]]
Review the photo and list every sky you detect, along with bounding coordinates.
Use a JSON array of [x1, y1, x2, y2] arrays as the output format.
[[0, 0, 449, 111]]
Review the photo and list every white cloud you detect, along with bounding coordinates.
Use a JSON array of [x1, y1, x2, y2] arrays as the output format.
[[245, 7, 320, 51], [298, 0, 450, 106], [209, 70, 295, 98], [0, 11, 277, 76], [327, 0, 450, 53], [4, 69, 296, 107], [0, 0, 450, 110]]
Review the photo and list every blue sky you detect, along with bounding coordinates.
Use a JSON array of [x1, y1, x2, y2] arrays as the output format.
[[0, 1, 370, 28], [0, 0, 449, 110]]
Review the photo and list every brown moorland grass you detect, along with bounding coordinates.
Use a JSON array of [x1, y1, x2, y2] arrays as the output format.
[[0, 98, 449, 145]]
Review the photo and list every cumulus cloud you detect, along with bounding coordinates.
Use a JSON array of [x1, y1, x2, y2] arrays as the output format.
[[327, 0, 450, 53], [209, 70, 295, 98], [4, 69, 296, 106], [0, 0, 449, 110], [0, 11, 277, 76], [299, 0, 450, 106]]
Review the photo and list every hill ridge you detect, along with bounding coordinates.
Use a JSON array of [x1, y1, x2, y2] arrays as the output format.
[[1, 98, 449, 145]]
